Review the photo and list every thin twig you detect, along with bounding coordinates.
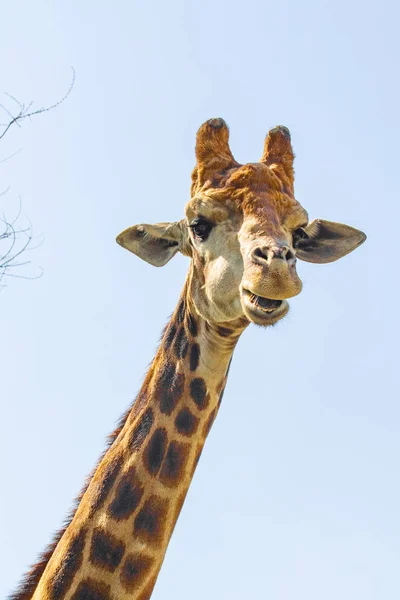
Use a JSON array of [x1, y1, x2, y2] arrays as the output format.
[[0, 67, 75, 140], [0, 186, 11, 197], [0, 71, 75, 288], [0, 201, 43, 285], [0, 148, 22, 165]]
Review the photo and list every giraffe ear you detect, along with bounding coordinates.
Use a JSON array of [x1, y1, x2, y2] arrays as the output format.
[[116, 220, 190, 267], [295, 219, 367, 264]]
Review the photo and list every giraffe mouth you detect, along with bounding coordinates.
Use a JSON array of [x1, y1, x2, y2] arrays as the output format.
[[241, 288, 289, 325], [247, 293, 282, 311]]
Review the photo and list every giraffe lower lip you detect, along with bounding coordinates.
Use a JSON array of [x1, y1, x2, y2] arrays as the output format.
[[242, 289, 283, 312], [241, 291, 289, 326]]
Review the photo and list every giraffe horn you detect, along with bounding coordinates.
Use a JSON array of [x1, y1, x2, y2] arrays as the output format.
[[192, 118, 238, 194], [260, 125, 295, 192], [195, 118, 236, 166]]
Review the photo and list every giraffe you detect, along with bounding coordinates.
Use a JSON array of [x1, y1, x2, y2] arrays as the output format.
[[10, 119, 366, 600]]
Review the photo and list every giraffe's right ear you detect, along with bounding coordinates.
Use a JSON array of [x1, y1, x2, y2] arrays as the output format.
[[116, 220, 190, 267]]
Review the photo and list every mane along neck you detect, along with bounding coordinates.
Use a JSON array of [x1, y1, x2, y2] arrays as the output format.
[[12, 282, 247, 600]]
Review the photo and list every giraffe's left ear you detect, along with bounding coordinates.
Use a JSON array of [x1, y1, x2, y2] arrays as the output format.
[[116, 220, 190, 267], [295, 219, 367, 264]]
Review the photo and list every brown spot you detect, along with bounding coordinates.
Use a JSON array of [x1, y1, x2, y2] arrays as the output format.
[[190, 378, 208, 410], [130, 408, 154, 452], [120, 553, 154, 593], [175, 408, 199, 437], [203, 408, 216, 437], [131, 388, 149, 419], [164, 322, 177, 346], [89, 455, 123, 513], [217, 325, 234, 337], [174, 326, 189, 359], [71, 579, 111, 600], [177, 298, 185, 323], [186, 312, 198, 337], [47, 528, 86, 600], [134, 495, 169, 547], [143, 428, 168, 475], [189, 343, 200, 371], [108, 466, 144, 520], [156, 361, 185, 415], [89, 527, 125, 572], [159, 441, 190, 487]]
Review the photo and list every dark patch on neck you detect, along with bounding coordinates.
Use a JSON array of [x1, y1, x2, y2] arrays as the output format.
[[159, 441, 190, 487], [90, 454, 123, 513], [108, 467, 144, 521], [163, 322, 177, 346], [130, 408, 154, 452], [71, 578, 112, 600], [216, 325, 234, 337], [89, 528, 125, 572], [134, 495, 169, 547], [174, 326, 189, 359], [156, 362, 185, 415], [120, 553, 154, 593], [47, 527, 87, 600], [189, 343, 200, 371], [177, 298, 185, 324], [186, 312, 198, 337], [175, 408, 199, 436], [190, 378, 209, 410], [143, 428, 168, 475]]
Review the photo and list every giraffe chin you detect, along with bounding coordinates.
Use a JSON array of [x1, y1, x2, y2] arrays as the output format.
[[241, 288, 289, 326]]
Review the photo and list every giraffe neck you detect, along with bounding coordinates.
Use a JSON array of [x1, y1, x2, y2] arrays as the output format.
[[29, 284, 247, 600]]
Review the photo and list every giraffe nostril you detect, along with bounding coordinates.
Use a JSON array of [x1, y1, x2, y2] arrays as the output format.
[[253, 247, 269, 262], [286, 248, 295, 261], [252, 246, 294, 263]]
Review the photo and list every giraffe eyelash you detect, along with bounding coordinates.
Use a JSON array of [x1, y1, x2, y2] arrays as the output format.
[[189, 218, 214, 241]]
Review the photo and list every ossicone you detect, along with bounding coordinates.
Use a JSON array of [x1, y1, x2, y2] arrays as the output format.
[[192, 118, 239, 194], [260, 125, 295, 193]]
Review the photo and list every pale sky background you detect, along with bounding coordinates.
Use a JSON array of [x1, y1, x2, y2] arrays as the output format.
[[1, 1, 399, 598]]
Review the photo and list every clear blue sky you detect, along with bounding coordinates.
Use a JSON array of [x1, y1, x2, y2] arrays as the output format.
[[1, 1, 399, 598]]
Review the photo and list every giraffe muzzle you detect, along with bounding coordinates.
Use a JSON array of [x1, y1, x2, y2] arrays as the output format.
[[241, 287, 289, 326]]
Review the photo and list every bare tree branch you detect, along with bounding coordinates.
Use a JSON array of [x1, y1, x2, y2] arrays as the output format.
[[0, 67, 75, 140], [0, 201, 44, 290], [0, 69, 75, 289]]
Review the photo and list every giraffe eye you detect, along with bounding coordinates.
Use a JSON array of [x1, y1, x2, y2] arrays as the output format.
[[189, 218, 214, 241], [292, 227, 309, 248]]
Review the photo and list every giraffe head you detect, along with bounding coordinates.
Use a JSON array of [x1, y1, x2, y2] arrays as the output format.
[[117, 119, 366, 326]]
